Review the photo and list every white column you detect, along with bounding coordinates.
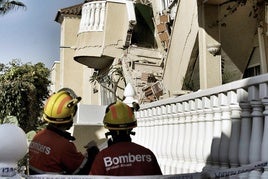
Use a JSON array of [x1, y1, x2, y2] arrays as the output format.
[[176, 103, 185, 173], [99, 2, 105, 31], [159, 105, 168, 173], [248, 85, 263, 179], [211, 95, 222, 169], [189, 100, 198, 172], [182, 101, 192, 173], [93, 2, 100, 30], [133, 110, 141, 144], [228, 90, 242, 169], [155, 106, 165, 172], [165, 104, 174, 174], [152, 107, 160, 161], [261, 97, 268, 178], [143, 109, 150, 148], [170, 103, 180, 174], [218, 93, 231, 169], [147, 109, 154, 152], [89, 3, 95, 31], [202, 97, 214, 171], [238, 102, 251, 179], [196, 98, 206, 172], [138, 110, 146, 146]]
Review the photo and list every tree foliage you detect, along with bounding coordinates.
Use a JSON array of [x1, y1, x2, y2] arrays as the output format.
[[0, 60, 50, 132], [0, 0, 26, 15]]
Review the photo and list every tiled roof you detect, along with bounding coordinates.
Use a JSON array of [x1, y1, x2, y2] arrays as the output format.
[[55, 3, 83, 23]]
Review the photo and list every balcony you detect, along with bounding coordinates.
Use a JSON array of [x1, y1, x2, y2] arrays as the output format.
[[74, 0, 136, 70]]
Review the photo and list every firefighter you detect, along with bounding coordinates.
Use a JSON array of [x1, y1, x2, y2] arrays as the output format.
[[29, 88, 99, 175], [89, 101, 162, 176]]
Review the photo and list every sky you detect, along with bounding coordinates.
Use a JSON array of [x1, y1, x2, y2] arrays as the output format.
[[0, 0, 84, 68]]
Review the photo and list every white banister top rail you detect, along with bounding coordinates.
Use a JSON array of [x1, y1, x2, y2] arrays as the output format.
[[141, 73, 268, 109]]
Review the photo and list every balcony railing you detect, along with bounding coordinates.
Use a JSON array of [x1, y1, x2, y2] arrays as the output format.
[[132, 73, 268, 178], [79, 1, 106, 33]]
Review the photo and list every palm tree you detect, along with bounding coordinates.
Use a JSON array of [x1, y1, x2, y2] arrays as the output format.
[[0, 0, 26, 15]]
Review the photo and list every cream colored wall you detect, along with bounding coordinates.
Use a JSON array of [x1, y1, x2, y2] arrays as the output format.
[[50, 61, 60, 93], [163, 1, 199, 96], [103, 2, 128, 57], [59, 16, 100, 105]]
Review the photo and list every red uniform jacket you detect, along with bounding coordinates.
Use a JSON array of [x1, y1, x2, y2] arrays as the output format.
[[90, 141, 162, 176], [29, 127, 86, 174]]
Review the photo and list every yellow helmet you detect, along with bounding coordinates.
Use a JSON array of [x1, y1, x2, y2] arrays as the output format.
[[43, 89, 81, 124], [103, 101, 137, 130]]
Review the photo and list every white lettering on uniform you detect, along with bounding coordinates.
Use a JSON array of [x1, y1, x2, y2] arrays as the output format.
[[103, 153, 152, 168], [29, 141, 51, 155]]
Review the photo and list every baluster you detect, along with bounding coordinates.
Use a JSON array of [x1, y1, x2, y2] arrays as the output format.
[[177, 103, 185, 173], [151, 107, 159, 160], [143, 109, 150, 148], [202, 97, 214, 171], [182, 101, 192, 173], [171, 103, 179, 174], [248, 85, 263, 179], [155, 106, 165, 172], [228, 90, 242, 169], [79, 4, 86, 32], [138, 110, 146, 146], [147, 109, 154, 152], [211, 95, 221, 169], [85, 4, 91, 31], [196, 98, 206, 172], [99, 2, 105, 31], [261, 82, 268, 178], [93, 2, 100, 30], [160, 105, 168, 173], [218, 93, 231, 169], [165, 104, 174, 174], [238, 102, 251, 179], [89, 3, 95, 30], [132, 110, 140, 144], [189, 100, 198, 172], [261, 97, 268, 178]]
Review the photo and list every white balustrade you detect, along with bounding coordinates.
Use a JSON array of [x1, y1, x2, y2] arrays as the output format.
[[79, 1, 106, 33], [131, 74, 268, 176]]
